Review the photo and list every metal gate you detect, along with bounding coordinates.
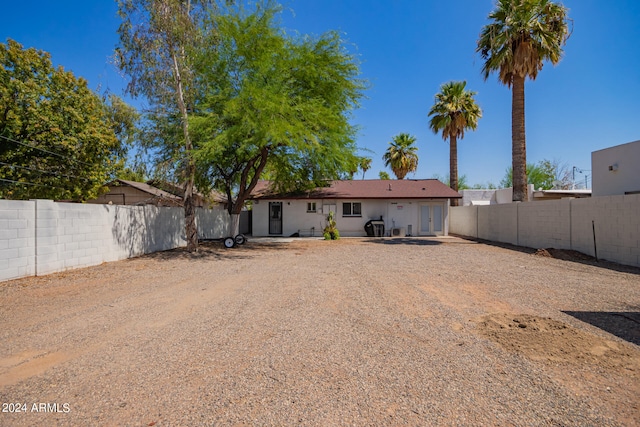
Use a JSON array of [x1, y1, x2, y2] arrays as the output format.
[[269, 202, 283, 235]]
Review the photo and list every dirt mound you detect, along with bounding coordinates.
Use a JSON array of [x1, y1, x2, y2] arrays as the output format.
[[533, 248, 595, 262], [475, 313, 640, 423], [474, 313, 640, 371], [533, 248, 553, 257]]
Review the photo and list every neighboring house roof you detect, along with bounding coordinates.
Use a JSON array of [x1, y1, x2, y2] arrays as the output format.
[[112, 179, 184, 206], [146, 179, 227, 205], [532, 189, 592, 200], [251, 179, 462, 200]]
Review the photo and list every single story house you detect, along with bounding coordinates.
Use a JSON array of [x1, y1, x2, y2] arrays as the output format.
[[250, 179, 462, 237], [87, 179, 184, 207], [460, 186, 591, 205], [87, 179, 226, 208]]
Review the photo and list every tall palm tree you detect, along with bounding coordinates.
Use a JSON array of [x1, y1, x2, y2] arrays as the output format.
[[428, 81, 482, 205], [359, 157, 372, 179], [383, 133, 418, 180], [477, 0, 570, 201]]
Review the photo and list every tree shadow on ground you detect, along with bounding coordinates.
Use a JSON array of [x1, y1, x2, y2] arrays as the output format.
[[368, 237, 484, 246], [452, 235, 640, 276], [140, 239, 292, 262], [563, 311, 640, 346], [368, 238, 443, 246]]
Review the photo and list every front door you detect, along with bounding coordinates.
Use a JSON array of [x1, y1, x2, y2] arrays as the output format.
[[419, 203, 444, 236], [269, 202, 283, 235]]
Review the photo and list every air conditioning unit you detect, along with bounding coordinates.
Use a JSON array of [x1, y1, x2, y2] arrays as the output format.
[[391, 227, 406, 237]]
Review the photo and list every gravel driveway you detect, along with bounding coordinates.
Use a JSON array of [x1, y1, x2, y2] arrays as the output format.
[[1, 237, 639, 426]]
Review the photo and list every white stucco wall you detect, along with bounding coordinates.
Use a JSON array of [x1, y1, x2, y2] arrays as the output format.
[[251, 198, 449, 237], [460, 190, 497, 206], [592, 140, 640, 197]]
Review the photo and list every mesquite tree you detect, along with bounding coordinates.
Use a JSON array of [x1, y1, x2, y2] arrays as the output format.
[[191, 3, 366, 236]]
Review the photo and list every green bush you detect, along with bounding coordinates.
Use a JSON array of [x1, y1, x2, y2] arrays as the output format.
[[323, 211, 340, 240]]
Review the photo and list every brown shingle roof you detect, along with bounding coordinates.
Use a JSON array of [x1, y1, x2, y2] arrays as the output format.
[[146, 180, 227, 205], [116, 179, 183, 202], [251, 179, 461, 200]]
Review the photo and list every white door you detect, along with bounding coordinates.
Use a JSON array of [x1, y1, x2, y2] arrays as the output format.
[[419, 203, 444, 236], [420, 205, 431, 234]]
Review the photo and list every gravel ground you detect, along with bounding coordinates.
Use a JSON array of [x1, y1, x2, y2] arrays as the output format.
[[0, 236, 639, 426]]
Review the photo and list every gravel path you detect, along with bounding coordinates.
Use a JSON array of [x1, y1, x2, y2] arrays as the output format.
[[1, 237, 639, 426]]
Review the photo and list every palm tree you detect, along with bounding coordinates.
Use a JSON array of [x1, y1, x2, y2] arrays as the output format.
[[477, 0, 570, 201], [428, 81, 482, 205], [359, 157, 372, 179], [382, 133, 418, 180]]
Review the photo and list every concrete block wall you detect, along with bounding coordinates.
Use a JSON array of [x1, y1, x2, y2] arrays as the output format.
[[0, 200, 230, 282], [0, 200, 36, 281], [450, 194, 640, 267], [449, 206, 477, 237], [571, 194, 640, 266], [36, 200, 111, 276], [478, 203, 518, 246], [196, 208, 230, 239], [517, 199, 572, 250], [33, 201, 188, 276]]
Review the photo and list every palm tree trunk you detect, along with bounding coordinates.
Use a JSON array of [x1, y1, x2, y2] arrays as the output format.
[[512, 74, 527, 202], [449, 135, 459, 206]]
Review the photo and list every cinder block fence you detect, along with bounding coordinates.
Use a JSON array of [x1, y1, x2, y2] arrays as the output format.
[[3, 195, 638, 282], [0, 200, 230, 282], [450, 194, 640, 268]]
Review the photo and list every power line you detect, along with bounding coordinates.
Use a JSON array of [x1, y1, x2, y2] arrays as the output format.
[[0, 161, 92, 182], [0, 177, 65, 189], [0, 134, 95, 167]]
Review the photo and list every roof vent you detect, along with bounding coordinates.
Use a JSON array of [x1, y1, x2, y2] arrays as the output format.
[[388, 183, 392, 191]]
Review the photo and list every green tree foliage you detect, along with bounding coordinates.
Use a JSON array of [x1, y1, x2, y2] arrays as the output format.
[[115, 0, 221, 251], [477, 0, 570, 202], [471, 181, 497, 190], [432, 173, 471, 191], [382, 133, 418, 180], [0, 39, 129, 201], [433, 173, 497, 190], [191, 3, 366, 232], [378, 171, 390, 180], [500, 158, 570, 190], [428, 80, 481, 205]]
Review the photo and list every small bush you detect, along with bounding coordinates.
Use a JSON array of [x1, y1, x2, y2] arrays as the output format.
[[323, 211, 340, 240]]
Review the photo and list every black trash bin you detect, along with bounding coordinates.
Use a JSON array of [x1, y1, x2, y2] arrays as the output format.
[[364, 219, 385, 237]]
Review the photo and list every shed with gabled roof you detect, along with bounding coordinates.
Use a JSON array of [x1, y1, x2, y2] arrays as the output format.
[[87, 179, 227, 208]]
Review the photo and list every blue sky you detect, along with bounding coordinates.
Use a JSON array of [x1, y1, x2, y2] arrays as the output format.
[[3, 1, 639, 188]]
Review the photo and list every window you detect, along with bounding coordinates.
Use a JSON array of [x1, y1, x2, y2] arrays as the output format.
[[342, 202, 361, 217], [307, 202, 316, 213]]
